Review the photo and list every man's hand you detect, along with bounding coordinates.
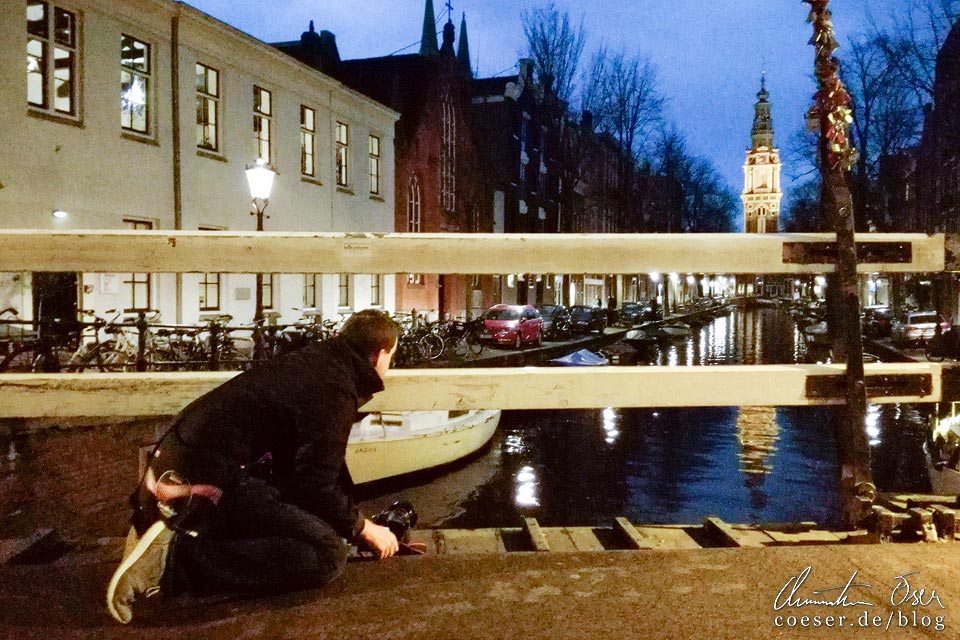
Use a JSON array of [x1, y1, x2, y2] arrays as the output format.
[[358, 518, 399, 559]]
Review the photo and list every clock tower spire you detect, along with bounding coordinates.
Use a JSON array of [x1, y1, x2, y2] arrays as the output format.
[[741, 72, 782, 233]]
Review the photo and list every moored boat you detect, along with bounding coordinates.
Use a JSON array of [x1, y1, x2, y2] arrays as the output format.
[[346, 409, 501, 484], [927, 408, 960, 495]]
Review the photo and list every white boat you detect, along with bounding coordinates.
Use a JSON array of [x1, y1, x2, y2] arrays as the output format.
[[346, 409, 501, 484], [658, 322, 691, 338], [927, 409, 960, 495]]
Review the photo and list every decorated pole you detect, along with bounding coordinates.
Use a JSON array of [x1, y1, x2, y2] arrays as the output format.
[[804, 0, 874, 528]]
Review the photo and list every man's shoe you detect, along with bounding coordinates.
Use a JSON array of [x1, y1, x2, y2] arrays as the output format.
[[106, 520, 174, 624]]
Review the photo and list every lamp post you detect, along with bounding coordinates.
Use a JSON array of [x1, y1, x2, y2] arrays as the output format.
[[245, 159, 276, 355]]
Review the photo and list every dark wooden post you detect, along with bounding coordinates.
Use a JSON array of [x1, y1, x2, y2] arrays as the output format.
[[806, 0, 873, 528]]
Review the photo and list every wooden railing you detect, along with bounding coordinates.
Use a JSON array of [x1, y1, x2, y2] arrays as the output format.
[[0, 231, 945, 418]]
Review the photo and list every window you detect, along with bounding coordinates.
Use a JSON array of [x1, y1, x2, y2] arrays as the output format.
[[407, 174, 421, 232], [120, 35, 150, 133], [254, 86, 272, 162], [368, 135, 381, 194], [196, 63, 219, 151], [519, 116, 528, 187], [27, 1, 78, 116], [338, 274, 350, 307], [123, 219, 152, 310], [198, 226, 221, 310], [335, 121, 349, 186], [407, 174, 422, 285], [301, 105, 315, 176], [370, 274, 382, 306], [199, 272, 220, 310], [261, 274, 275, 310], [440, 92, 456, 211], [303, 273, 320, 308]]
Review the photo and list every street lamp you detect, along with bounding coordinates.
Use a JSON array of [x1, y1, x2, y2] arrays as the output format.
[[245, 159, 275, 344]]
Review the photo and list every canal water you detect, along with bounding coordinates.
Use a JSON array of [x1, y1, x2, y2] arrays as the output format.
[[358, 306, 933, 531]]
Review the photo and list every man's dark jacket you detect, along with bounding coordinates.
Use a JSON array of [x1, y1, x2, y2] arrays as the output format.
[[159, 335, 382, 540]]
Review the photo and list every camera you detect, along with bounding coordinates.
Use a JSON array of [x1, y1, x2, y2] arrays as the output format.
[[372, 500, 418, 542]]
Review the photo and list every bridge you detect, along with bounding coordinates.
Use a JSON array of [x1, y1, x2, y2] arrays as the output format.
[[0, 230, 947, 418]]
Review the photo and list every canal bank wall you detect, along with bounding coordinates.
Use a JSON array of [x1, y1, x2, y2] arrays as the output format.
[[3, 537, 959, 638]]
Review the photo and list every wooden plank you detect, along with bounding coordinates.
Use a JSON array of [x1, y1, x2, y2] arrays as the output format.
[[632, 526, 702, 551], [523, 518, 550, 552], [703, 516, 746, 547], [613, 517, 650, 550], [435, 529, 506, 555], [563, 527, 606, 552], [542, 528, 579, 553], [0, 231, 944, 274], [0, 362, 942, 418]]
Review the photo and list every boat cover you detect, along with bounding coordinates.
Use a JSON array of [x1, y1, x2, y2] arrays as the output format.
[[549, 349, 609, 366]]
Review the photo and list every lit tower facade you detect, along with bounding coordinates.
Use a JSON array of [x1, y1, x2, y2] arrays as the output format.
[[741, 74, 782, 233]]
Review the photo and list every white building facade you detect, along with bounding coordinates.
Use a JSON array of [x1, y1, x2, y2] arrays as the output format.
[[1, 0, 398, 326]]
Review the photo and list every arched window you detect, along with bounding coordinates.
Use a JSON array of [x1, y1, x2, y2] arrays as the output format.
[[407, 173, 421, 232], [440, 91, 456, 212], [407, 173, 423, 285]]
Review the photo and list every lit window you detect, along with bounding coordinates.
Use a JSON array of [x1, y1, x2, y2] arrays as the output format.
[[368, 135, 381, 194], [120, 35, 151, 133], [336, 122, 349, 187], [301, 106, 316, 176], [254, 86, 272, 163], [196, 63, 219, 151], [27, 1, 78, 117]]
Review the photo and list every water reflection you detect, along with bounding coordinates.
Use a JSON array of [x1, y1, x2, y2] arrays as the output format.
[[362, 307, 933, 530]]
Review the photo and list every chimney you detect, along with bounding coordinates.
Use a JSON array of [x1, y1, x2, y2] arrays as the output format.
[[518, 58, 534, 81]]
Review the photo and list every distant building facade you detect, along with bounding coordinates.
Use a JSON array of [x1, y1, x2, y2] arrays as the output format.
[[1, 0, 398, 327]]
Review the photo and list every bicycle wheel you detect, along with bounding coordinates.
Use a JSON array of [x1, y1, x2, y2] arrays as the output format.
[[32, 349, 61, 372], [467, 331, 484, 355], [418, 333, 444, 361], [926, 337, 946, 362], [449, 335, 468, 359], [0, 345, 37, 372]]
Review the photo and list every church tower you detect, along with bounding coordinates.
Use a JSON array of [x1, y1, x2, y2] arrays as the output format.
[[741, 74, 782, 233]]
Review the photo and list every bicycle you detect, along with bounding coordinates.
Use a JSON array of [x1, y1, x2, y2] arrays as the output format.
[[436, 318, 484, 359], [0, 309, 75, 372]]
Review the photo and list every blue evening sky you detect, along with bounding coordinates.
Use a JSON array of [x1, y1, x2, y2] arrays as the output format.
[[184, 0, 889, 200]]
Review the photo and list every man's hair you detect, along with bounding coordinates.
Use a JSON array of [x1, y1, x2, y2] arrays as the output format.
[[339, 309, 400, 360]]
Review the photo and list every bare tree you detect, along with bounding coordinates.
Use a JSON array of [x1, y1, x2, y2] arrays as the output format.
[[521, 3, 586, 106], [871, 0, 959, 104]]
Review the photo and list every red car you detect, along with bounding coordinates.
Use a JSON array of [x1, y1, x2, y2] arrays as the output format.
[[480, 304, 543, 349]]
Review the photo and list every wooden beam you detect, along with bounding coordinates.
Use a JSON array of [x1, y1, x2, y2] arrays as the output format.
[[0, 363, 941, 418], [0, 230, 944, 274]]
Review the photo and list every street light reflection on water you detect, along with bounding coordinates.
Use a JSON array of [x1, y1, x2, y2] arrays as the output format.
[[363, 307, 933, 530]]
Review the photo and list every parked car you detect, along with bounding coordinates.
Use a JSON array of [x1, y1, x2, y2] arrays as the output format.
[[891, 311, 951, 345], [616, 302, 644, 327], [568, 305, 607, 334], [480, 304, 543, 349], [536, 304, 571, 340], [861, 305, 893, 339]]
